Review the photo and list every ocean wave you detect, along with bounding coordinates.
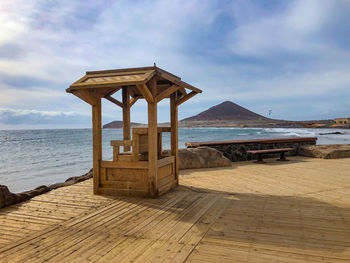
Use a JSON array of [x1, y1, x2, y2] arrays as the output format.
[[1, 127, 349, 193]]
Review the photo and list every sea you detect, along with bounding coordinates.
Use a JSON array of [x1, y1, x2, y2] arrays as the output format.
[[0, 127, 349, 193]]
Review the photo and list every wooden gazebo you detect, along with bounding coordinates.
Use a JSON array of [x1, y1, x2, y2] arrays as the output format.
[[66, 66, 202, 198]]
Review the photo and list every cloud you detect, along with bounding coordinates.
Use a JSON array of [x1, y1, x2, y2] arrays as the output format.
[[0, 86, 69, 107], [0, 107, 90, 127], [0, 0, 349, 127], [0, 108, 76, 117], [227, 0, 327, 57]]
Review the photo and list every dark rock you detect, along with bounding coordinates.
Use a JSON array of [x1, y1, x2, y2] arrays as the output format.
[[192, 140, 315, 162], [0, 169, 93, 209], [319, 132, 344, 135]]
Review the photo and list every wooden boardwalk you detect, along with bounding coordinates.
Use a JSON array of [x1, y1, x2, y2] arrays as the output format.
[[1, 156, 350, 262]]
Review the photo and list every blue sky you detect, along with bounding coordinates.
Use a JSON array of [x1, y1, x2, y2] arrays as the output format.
[[0, 0, 349, 129]]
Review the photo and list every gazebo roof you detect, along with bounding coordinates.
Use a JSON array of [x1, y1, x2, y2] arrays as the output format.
[[66, 66, 201, 104]]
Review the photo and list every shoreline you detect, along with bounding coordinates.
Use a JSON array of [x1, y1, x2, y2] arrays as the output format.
[[178, 122, 350, 129], [0, 169, 92, 209], [2, 143, 350, 208]]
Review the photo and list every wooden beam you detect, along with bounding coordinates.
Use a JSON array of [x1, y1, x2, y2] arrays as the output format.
[[170, 92, 179, 185], [148, 76, 157, 97], [122, 87, 131, 152], [105, 95, 123, 108], [97, 87, 118, 98], [147, 77, 158, 198], [155, 85, 180, 103], [130, 96, 140, 107], [174, 79, 202, 93], [74, 90, 98, 106], [156, 70, 202, 93], [136, 84, 154, 103], [92, 98, 102, 194], [110, 140, 132, 147], [128, 86, 137, 97], [178, 87, 187, 96], [143, 70, 156, 83], [86, 67, 154, 76], [176, 91, 197, 106], [105, 87, 121, 97]]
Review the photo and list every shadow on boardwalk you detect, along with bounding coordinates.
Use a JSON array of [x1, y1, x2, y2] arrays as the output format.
[[180, 184, 350, 254]]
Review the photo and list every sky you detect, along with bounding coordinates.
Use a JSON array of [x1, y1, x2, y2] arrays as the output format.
[[0, 0, 350, 129]]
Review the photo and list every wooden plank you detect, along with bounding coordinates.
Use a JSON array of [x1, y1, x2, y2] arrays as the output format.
[[130, 96, 140, 107], [185, 137, 318, 147], [170, 92, 179, 185], [147, 77, 158, 198], [158, 174, 175, 188], [157, 156, 175, 167], [104, 95, 123, 107], [247, 148, 294, 154], [86, 67, 154, 76], [71, 78, 146, 89], [92, 98, 102, 194], [85, 70, 153, 78], [158, 164, 173, 181], [103, 168, 146, 182], [155, 85, 180, 103], [176, 91, 198, 106], [0, 199, 141, 261], [110, 140, 132, 147], [100, 160, 148, 169], [132, 131, 140, 161], [122, 87, 131, 152], [132, 127, 170, 134], [158, 129, 162, 158], [96, 188, 148, 197], [113, 147, 119, 161]]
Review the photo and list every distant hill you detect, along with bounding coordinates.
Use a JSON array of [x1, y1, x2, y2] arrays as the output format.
[[103, 102, 340, 129], [181, 101, 268, 122], [103, 120, 142, 129]]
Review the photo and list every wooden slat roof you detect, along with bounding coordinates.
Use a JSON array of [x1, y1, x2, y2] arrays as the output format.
[[66, 66, 202, 94]]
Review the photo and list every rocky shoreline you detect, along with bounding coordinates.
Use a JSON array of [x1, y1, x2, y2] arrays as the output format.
[[0, 169, 92, 209], [1, 144, 349, 209], [179, 120, 350, 129], [0, 147, 230, 209]]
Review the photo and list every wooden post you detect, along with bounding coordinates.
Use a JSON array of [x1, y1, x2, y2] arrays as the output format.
[[92, 97, 102, 194], [170, 92, 179, 185], [122, 86, 131, 152], [147, 77, 158, 198]]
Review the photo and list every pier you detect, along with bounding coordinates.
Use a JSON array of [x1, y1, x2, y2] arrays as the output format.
[[1, 156, 350, 262]]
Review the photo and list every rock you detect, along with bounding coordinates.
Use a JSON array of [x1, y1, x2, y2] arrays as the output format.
[[163, 147, 231, 169], [319, 132, 344, 135], [0, 185, 23, 208], [50, 169, 93, 190], [299, 144, 350, 159], [0, 169, 93, 209]]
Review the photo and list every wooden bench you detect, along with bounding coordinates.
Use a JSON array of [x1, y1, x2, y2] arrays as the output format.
[[247, 148, 294, 163]]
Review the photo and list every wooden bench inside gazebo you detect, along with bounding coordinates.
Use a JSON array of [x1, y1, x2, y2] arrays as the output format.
[[66, 66, 202, 198]]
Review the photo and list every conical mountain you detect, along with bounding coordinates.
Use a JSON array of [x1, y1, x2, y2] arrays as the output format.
[[181, 101, 267, 121]]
